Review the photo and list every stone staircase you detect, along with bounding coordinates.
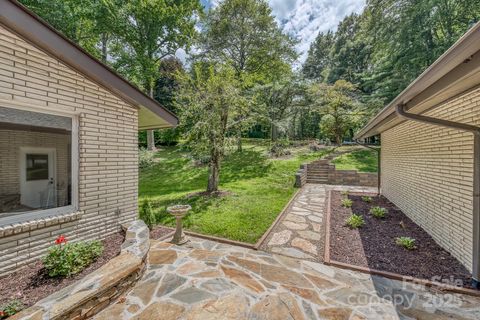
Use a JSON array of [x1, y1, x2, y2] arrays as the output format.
[[305, 159, 330, 184], [295, 147, 378, 188]]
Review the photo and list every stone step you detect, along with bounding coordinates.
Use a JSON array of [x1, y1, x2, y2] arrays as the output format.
[[306, 179, 329, 184]]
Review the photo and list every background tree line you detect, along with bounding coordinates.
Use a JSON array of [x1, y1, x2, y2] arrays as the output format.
[[21, 0, 479, 193]]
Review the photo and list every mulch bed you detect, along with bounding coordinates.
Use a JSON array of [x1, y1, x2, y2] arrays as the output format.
[[150, 225, 174, 240], [329, 191, 473, 288], [0, 231, 125, 309]]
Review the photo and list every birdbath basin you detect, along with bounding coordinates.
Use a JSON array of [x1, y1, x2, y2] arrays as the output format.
[[167, 204, 191, 245]]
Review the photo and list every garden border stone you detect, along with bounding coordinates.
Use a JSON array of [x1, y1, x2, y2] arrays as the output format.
[[10, 220, 150, 320], [323, 190, 480, 297]]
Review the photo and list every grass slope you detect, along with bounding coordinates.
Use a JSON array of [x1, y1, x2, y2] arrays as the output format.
[[331, 148, 378, 173], [139, 142, 333, 243]]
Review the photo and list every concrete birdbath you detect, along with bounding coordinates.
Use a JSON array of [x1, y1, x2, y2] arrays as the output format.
[[167, 204, 191, 245]]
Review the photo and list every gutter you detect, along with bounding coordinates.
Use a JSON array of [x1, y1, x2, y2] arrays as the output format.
[[396, 104, 480, 289]]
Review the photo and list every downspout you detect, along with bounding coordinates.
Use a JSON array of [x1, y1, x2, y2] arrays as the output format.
[[354, 141, 381, 195], [396, 104, 480, 289]]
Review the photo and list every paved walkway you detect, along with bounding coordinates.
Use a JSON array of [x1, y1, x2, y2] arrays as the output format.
[[260, 184, 377, 261], [95, 237, 480, 319]]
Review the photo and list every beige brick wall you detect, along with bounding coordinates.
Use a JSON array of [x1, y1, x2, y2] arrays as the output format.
[[381, 86, 480, 271], [0, 25, 139, 275]]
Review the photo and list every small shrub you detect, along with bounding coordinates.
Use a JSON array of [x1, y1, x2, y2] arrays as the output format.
[[369, 206, 387, 218], [395, 237, 417, 250], [340, 190, 349, 196], [139, 198, 156, 229], [361, 196, 372, 203], [42, 236, 103, 277], [0, 300, 24, 318], [269, 140, 291, 157], [345, 214, 365, 229], [139, 148, 155, 169], [309, 142, 323, 152], [341, 198, 353, 208]]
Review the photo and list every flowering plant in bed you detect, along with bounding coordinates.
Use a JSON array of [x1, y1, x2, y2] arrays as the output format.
[[0, 300, 24, 319], [42, 235, 104, 277]]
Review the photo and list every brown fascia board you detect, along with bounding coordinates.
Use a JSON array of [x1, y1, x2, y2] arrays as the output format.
[[0, 0, 178, 128], [355, 21, 480, 139]]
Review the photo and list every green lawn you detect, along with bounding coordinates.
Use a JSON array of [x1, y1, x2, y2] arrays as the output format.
[[331, 148, 378, 173], [139, 142, 333, 243]]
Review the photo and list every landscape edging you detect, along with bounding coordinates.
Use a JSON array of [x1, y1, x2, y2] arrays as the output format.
[[11, 220, 150, 320], [323, 190, 480, 297], [254, 188, 302, 249]]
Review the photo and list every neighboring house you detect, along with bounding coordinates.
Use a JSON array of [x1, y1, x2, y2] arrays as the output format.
[[356, 22, 480, 288], [0, 0, 177, 276]]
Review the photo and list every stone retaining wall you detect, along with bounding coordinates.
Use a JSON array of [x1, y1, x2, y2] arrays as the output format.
[[11, 220, 150, 320], [294, 164, 307, 188], [295, 161, 378, 188], [328, 166, 378, 187]]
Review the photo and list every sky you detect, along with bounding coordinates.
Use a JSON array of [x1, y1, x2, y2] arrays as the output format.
[[197, 0, 366, 64]]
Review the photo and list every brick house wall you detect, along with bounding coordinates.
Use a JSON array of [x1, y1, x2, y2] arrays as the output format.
[[0, 25, 139, 275], [381, 86, 480, 271]]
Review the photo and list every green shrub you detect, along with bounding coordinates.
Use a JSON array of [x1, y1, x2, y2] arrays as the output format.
[[42, 237, 103, 277], [139, 148, 155, 169], [340, 190, 349, 196], [369, 206, 388, 218], [361, 196, 372, 203], [0, 300, 24, 318], [395, 237, 417, 250], [345, 214, 365, 229], [341, 198, 353, 208], [269, 140, 291, 157], [139, 198, 156, 229]]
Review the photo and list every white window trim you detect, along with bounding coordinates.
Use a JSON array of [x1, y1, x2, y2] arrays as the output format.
[[0, 100, 80, 227]]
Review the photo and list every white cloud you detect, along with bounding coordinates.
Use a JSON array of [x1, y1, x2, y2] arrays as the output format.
[[201, 0, 366, 64], [274, 0, 365, 63]]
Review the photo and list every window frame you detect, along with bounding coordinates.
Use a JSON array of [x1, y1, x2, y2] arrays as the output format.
[[0, 100, 79, 227]]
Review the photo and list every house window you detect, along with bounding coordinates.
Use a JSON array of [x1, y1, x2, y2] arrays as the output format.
[[0, 106, 77, 225]]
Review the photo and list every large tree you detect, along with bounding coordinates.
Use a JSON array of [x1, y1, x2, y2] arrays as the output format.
[[20, 0, 103, 58], [253, 76, 306, 142], [111, 0, 202, 150], [199, 0, 297, 151], [176, 65, 246, 193], [311, 80, 363, 145], [302, 31, 335, 81]]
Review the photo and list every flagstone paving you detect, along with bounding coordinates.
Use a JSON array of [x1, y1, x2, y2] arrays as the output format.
[[260, 184, 377, 261], [95, 237, 480, 319]]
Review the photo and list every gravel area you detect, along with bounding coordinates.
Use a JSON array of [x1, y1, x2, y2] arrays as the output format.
[[150, 225, 174, 240], [329, 191, 473, 288], [0, 232, 125, 309]]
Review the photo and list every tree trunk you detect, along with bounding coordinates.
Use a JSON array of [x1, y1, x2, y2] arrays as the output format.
[[147, 131, 156, 151], [146, 86, 156, 151], [207, 152, 220, 193], [236, 129, 242, 152], [101, 33, 108, 63], [335, 134, 342, 146], [271, 123, 278, 142]]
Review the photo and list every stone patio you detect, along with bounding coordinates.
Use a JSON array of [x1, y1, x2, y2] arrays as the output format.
[[260, 184, 377, 261], [95, 236, 480, 320]]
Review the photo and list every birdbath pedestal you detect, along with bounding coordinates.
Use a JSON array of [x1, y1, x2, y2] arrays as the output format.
[[167, 204, 191, 245]]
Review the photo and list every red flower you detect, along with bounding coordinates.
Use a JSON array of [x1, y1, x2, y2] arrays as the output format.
[[0, 310, 5, 317], [55, 235, 67, 245]]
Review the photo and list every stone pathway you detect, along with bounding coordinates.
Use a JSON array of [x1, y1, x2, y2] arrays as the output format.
[[95, 237, 480, 319], [260, 184, 377, 261]]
